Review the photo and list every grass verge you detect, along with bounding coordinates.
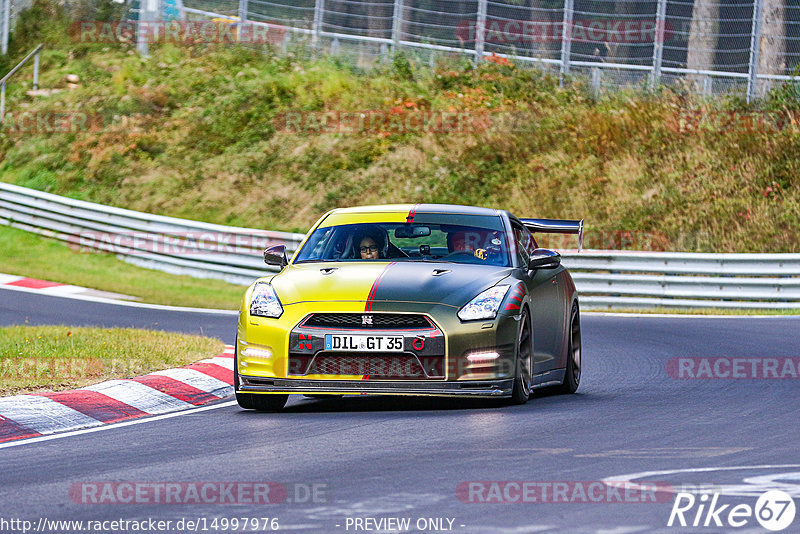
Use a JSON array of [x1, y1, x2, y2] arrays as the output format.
[[0, 325, 225, 395], [0, 224, 247, 309]]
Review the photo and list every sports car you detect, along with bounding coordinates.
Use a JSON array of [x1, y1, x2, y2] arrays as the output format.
[[235, 204, 583, 411]]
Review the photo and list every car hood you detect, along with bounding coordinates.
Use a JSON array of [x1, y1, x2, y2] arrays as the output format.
[[271, 261, 514, 307]]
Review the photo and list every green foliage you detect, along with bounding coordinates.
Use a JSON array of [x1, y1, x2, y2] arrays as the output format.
[[2, 4, 800, 252]]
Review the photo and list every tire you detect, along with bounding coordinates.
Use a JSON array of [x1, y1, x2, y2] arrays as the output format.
[[251, 394, 288, 412], [236, 392, 256, 410], [509, 308, 532, 405], [560, 303, 581, 394]]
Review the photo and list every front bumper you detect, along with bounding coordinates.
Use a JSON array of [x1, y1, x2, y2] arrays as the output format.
[[238, 376, 514, 397], [237, 300, 522, 394]]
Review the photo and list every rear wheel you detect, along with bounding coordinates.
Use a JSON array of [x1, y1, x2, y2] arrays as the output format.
[[560, 303, 581, 394], [509, 308, 532, 405]]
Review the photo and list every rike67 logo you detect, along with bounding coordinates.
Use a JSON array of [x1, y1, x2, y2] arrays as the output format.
[[668, 490, 796, 531]]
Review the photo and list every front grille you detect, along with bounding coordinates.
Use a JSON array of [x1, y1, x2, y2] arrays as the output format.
[[288, 353, 444, 379], [302, 313, 432, 330]]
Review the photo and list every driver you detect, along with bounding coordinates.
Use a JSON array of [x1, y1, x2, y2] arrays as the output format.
[[353, 226, 387, 260]]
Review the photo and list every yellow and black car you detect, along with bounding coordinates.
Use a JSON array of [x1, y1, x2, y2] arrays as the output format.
[[235, 204, 583, 411]]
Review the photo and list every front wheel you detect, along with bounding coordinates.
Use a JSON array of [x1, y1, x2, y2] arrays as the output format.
[[509, 308, 532, 405], [560, 303, 581, 394], [250, 394, 288, 412]]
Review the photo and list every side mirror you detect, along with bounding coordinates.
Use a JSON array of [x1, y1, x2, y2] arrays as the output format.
[[264, 244, 288, 268], [528, 248, 561, 270]]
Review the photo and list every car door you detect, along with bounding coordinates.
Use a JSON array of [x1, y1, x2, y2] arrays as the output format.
[[511, 222, 563, 376]]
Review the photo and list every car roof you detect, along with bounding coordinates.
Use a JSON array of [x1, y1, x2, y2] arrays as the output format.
[[331, 203, 507, 218]]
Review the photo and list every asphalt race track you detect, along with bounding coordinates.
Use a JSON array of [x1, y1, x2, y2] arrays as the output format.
[[2, 286, 800, 533]]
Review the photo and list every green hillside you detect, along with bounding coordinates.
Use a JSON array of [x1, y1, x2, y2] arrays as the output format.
[[2, 0, 799, 252]]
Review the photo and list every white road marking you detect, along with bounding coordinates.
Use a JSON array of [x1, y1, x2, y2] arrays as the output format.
[[0, 284, 238, 314], [0, 395, 100, 434], [0, 274, 23, 284], [0, 400, 238, 449], [603, 464, 800, 497], [82, 380, 193, 414], [151, 368, 233, 396], [577, 447, 751, 459]]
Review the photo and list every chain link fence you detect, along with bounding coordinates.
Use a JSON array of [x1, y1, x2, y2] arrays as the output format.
[[1, 0, 798, 100], [168, 0, 799, 100]]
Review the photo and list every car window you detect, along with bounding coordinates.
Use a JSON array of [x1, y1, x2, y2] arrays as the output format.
[[294, 220, 511, 266]]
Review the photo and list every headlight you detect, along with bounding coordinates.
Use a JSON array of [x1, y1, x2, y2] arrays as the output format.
[[457, 285, 511, 321], [249, 282, 283, 318]]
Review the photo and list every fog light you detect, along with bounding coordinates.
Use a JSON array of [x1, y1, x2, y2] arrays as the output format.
[[466, 351, 500, 363], [243, 347, 272, 359]]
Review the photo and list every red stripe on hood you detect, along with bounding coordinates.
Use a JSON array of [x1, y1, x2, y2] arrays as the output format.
[[365, 262, 396, 312]]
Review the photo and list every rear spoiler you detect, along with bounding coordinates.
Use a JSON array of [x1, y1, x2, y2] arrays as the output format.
[[520, 218, 584, 252]]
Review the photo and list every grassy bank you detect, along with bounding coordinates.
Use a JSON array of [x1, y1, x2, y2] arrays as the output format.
[[0, 325, 224, 395], [0, 225, 246, 309], [1, 2, 799, 252]]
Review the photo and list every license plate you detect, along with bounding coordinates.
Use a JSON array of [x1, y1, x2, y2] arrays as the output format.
[[324, 334, 404, 352]]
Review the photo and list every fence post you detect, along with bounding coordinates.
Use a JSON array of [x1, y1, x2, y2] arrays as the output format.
[[474, 0, 488, 63], [560, 0, 574, 82], [137, 0, 161, 56], [1, 0, 9, 55], [651, 0, 667, 90], [747, 0, 764, 102], [312, 0, 325, 49], [238, 0, 248, 24], [391, 0, 404, 51]]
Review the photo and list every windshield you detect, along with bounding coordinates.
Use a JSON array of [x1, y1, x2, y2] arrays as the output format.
[[294, 219, 511, 267]]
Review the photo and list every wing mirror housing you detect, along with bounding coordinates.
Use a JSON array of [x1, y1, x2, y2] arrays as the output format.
[[528, 248, 561, 270], [264, 244, 288, 268]]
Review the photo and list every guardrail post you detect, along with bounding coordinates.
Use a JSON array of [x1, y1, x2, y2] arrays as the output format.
[[33, 50, 40, 90], [312, 0, 325, 49], [474, 0, 488, 63], [651, 0, 667, 90], [591, 67, 600, 96], [391, 0, 404, 52], [747, 0, 764, 102], [560, 0, 574, 84]]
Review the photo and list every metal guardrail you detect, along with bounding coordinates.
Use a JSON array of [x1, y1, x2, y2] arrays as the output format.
[[1, 183, 799, 309], [0, 182, 305, 285]]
